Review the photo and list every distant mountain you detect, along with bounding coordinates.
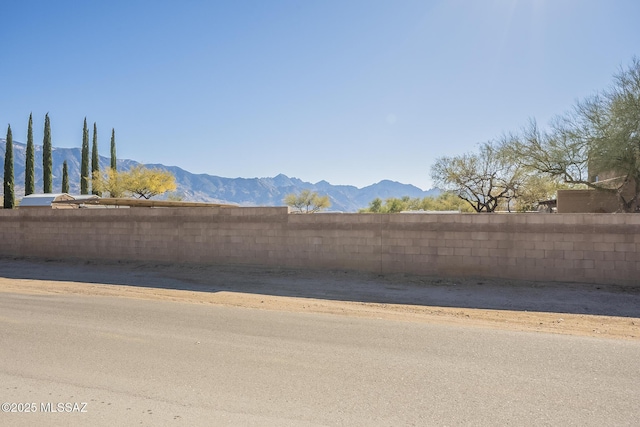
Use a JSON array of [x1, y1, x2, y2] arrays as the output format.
[[0, 139, 439, 212]]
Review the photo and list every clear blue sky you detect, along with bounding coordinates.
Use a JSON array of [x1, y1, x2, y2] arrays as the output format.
[[1, 0, 638, 190]]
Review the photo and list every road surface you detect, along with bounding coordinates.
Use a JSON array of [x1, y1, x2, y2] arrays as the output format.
[[1, 290, 639, 426]]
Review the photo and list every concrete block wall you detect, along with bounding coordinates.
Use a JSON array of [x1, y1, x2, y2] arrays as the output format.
[[378, 213, 640, 284], [0, 208, 638, 285]]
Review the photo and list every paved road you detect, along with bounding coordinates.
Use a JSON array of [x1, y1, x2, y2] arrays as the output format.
[[1, 292, 638, 426]]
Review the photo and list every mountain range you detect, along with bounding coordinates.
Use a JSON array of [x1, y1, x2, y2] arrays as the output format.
[[0, 139, 439, 212]]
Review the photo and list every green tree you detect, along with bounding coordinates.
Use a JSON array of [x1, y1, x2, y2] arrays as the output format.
[[507, 174, 566, 212], [512, 58, 640, 212], [91, 122, 100, 195], [384, 197, 407, 213], [81, 118, 89, 194], [42, 113, 52, 193], [61, 161, 69, 193], [421, 192, 475, 212], [284, 189, 331, 213], [360, 193, 475, 213], [431, 140, 526, 212], [367, 197, 383, 212], [25, 113, 35, 195], [110, 128, 117, 170], [3, 125, 15, 209]]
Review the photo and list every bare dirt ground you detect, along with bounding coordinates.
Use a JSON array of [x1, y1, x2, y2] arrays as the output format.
[[0, 257, 638, 340]]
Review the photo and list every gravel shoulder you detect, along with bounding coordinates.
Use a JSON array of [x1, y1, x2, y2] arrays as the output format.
[[0, 257, 638, 340]]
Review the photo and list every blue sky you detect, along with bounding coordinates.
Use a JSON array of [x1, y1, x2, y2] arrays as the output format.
[[1, 0, 638, 190]]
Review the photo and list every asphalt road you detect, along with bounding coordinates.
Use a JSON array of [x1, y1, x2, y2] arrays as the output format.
[[1, 292, 639, 426]]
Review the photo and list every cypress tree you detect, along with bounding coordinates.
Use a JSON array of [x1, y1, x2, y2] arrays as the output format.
[[81, 118, 89, 194], [43, 113, 52, 193], [110, 128, 116, 170], [91, 122, 100, 196], [3, 125, 15, 209], [62, 160, 69, 193], [25, 113, 35, 195]]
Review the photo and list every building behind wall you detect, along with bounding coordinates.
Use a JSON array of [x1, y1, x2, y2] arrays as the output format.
[[557, 165, 639, 213]]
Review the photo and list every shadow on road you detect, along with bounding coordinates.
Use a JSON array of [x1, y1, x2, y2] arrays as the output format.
[[1, 256, 639, 318]]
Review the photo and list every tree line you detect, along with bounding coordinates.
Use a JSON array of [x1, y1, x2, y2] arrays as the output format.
[[360, 193, 475, 213], [282, 189, 475, 214], [431, 57, 640, 213], [3, 114, 176, 208]]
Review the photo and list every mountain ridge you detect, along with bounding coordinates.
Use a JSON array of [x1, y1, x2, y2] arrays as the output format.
[[0, 139, 439, 212]]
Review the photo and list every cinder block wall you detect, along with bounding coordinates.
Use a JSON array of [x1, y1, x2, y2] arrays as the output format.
[[0, 208, 638, 285]]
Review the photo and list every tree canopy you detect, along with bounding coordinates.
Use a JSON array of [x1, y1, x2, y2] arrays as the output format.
[[284, 190, 331, 213], [511, 58, 640, 212], [429, 58, 640, 213], [431, 141, 528, 212], [92, 165, 176, 199], [360, 193, 475, 213], [92, 168, 125, 198]]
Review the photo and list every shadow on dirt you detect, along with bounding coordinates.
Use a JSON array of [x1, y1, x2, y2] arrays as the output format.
[[1, 256, 639, 318]]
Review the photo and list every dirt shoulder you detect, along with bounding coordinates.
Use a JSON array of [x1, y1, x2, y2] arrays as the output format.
[[0, 257, 638, 340]]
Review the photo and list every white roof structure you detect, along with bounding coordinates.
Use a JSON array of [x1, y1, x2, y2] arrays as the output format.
[[19, 194, 99, 208]]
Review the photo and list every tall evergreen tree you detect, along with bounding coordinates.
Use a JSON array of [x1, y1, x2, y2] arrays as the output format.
[[4, 125, 15, 209], [25, 113, 35, 195], [91, 122, 100, 195], [110, 128, 116, 170], [61, 161, 69, 193], [42, 113, 52, 193], [81, 118, 89, 194]]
